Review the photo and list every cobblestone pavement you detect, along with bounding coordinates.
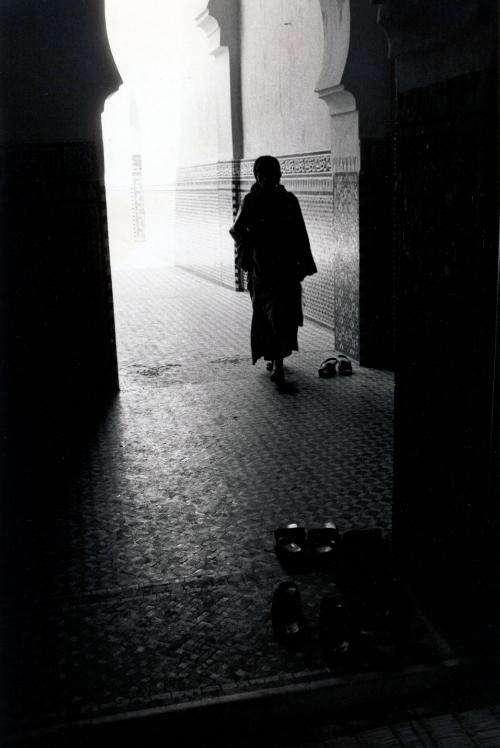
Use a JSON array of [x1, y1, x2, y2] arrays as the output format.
[[3, 267, 399, 736], [2, 268, 498, 746]]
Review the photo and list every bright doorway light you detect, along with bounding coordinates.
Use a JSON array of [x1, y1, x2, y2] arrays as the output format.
[[102, 0, 192, 269]]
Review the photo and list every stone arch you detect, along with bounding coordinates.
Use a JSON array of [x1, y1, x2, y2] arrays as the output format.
[[195, 0, 243, 161], [195, 2, 222, 54], [316, 0, 350, 90], [315, 0, 359, 171], [192, 0, 244, 290], [313, 0, 396, 366]]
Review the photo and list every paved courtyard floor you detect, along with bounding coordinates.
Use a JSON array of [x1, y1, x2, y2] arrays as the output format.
[[2, 267, 497, 745]]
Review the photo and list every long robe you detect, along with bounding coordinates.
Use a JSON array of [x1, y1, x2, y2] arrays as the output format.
[[230, 183, 317, 364]]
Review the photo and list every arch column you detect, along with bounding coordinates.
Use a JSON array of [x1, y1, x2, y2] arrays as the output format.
[[0, 0, 122, 416], [315, 0, 360, 358], [196, 0, 243, 289], [378, 0, 499, 655], [0, 0, 122, 526], [196, 0, 243, 162]]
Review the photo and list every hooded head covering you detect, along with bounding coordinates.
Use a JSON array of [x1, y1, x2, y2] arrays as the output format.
[[253, 155, 281, 182]]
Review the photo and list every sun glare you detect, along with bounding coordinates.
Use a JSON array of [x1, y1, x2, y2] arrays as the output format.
[[102, 0, 200, 268]]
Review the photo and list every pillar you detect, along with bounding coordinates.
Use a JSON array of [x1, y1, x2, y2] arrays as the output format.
[[0, 0, 122, 520], [378, 0, 499, 655], [315, 0, 361, 358], [196, 0, 244, 290]]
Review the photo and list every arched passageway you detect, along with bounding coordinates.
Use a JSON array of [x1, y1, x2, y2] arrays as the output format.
[[102, 1, 192, 272], [176, 0, 395, 368], [0, 1, 396, 736], [178, 0, 363, 355], [0, 0, 498, 743]]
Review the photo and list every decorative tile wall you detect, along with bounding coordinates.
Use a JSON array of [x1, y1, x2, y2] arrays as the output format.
[[237, 152, 336, 332], [131, 154, 145, 242], [175, 162, 235, 289], [175, 151, 360, 358]]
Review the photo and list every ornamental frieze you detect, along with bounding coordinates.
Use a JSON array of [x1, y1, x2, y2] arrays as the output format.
[[176, 152, 336, 187], [239, 152, 332, 178]]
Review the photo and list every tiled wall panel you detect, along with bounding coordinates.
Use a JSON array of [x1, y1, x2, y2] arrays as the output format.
[[232, 152, 338, 332], [332, 172, 360, 359], [175, 152, 360, 357], [175, 163, 236, 289]]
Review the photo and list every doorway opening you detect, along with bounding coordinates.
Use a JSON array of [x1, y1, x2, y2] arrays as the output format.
[[102, 0, 222, 373], [102, 1, 184, 273]]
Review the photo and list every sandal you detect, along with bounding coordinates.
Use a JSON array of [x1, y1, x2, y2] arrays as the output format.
[[274, 523, 307, 569], [337, 354, 353, 375], [307, 522, 340, 566], [271, 581, 309, 648], [318, 357, 338, 378]]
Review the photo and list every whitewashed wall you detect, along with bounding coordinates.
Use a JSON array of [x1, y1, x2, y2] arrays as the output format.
[[176, 24, 219, 168], [240, 0, 330, 159]]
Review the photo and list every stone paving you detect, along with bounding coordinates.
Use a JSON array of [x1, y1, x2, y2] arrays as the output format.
[[2, 267, 499, 746], [3, 266, 398, 738]]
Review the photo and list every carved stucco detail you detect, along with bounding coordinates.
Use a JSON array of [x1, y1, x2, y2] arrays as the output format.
[[195, 5, 223, 54], [195, 0, 237, 56], [316, 0, 351, 93], [315, 0, 359, 171], [315, 0, 356, 116], [178, 153, 334, 185], [315, 0, 357, 116], [239, 152, 333, 180]]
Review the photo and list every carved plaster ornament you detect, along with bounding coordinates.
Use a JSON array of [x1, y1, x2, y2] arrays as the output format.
[[315, 0, 359, 171], [195, 3, 222, 55], [315, 0, 356, 114], [195, 0, 238, 57]]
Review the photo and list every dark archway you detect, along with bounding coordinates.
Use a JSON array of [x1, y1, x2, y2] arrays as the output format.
[[377, 0, 500, 656], [0, 0, 122, 546], [0, 0, 122, 421]]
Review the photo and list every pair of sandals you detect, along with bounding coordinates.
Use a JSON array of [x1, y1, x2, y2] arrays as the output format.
[[272, 527, 392, 656], [271, 581, 352, 656], [274, 522, 340, 571], [318, 353, 353, 378]]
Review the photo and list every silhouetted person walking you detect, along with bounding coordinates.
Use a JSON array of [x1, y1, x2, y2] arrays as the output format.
[[230, 155, 317, 386]]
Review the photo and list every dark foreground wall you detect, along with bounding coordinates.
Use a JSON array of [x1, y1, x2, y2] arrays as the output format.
[[381, 1, 500, 654], [0, 1, 121, 527], [345, 0, 395, 369], [0, 0, 121, 419]]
